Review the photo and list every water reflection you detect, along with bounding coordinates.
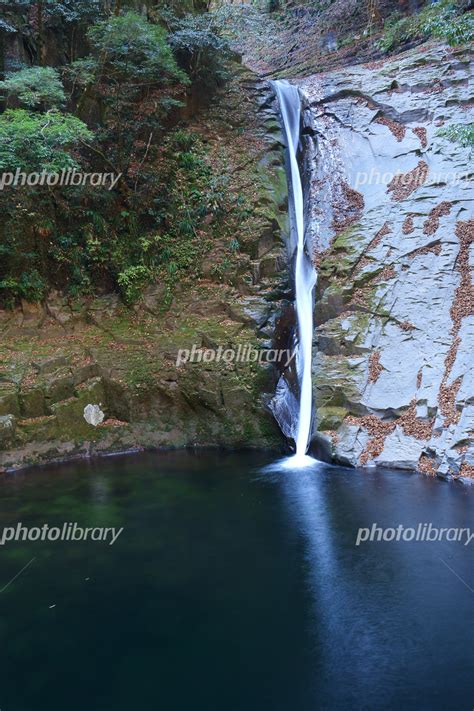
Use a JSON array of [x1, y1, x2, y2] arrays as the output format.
[[276, 463, 474, 708], [0, 451, 472, 710]]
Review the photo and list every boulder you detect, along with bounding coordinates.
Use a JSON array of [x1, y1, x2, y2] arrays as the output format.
[[0, 415, 16, 449]]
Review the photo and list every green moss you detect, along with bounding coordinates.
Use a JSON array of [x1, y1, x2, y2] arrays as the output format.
[[18, 415, 59, 442], [0, 391, 20, 417], [316, 406, 349, 430], [19, 387, 46, 418], [314, 353, 364, 409], [332, 225, 364, 251]]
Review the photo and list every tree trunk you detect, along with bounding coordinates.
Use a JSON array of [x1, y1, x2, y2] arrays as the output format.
[[37, 0, 45, 66]]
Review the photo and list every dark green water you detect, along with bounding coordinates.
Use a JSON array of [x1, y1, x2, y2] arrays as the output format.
[[0, 451, 473, 710]]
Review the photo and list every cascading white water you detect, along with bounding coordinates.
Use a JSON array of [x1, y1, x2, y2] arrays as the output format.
[[272, 80, 317, 466]]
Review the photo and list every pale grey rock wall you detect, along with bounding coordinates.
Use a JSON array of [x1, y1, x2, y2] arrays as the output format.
[[300, 44, 473, 480]]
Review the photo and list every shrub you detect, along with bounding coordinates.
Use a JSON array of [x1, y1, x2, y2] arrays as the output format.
[[169, 14, 232, 91], [437, 123, 474, 147], [420, 1, 474, 44], [0, 67, 66, 110], [0, 9, 232, 308], [117, 265, 153, 304], [377, 0, 474, 52], [0, 109, 93, 171], [0, 270, 47, 307], [376, 12, 414, 52], [0, 122, 229, 307], [87, 12, 187, 84], [170, 129, 199, 152], [47, 0, 104, 25], [69, 12, 189, 173]]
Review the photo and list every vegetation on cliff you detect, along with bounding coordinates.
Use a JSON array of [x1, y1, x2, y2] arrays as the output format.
[[0, 1, 232, 307], [377, 0, 473, 51], [0, 0, 472, 308]]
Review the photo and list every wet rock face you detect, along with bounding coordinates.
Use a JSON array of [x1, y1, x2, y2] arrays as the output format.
[[300, 44, 473, 480]]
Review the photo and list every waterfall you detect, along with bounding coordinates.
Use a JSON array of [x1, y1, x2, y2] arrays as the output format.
[[271, 80, 317, 466]]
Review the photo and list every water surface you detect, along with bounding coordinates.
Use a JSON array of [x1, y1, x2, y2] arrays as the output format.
[[0, 451, 472, 710]]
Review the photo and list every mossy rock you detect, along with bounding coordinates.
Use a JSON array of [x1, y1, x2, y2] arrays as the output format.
[[316, 282, 354, 324], [73, 362, 101, 386], [332, 224, 364, 253], [0, 415, 16, 449], [45, 374, 74, 406], [314, 354, 364, 410], [259, 251, 286, 278], [20, 387, 46, 418], [75, 377, 108, 410], [39, 378, 109, 440], [316, 406, 349, 430], [103, 378, 132, 421], [18, 415, 59, 443], [0, 391, 20, 417], [32, 355, 69, 375]]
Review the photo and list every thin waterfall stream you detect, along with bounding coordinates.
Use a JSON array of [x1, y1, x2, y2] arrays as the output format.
[[271, 80, 317, 466]]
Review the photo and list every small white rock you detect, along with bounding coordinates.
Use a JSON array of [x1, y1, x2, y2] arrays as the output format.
[[83, 404, 105, 427]]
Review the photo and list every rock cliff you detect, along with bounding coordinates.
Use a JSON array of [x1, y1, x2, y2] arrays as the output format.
[[301, 44, 473, 480], [0, 69, 290, 470]]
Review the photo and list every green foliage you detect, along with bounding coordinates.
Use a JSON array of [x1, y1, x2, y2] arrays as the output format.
[[377, 0, 474, 52], [117, 265, 153, 304], [0, 270, 47, 308], [376, 12, 413, 52], [0, 67, 66, 110], [169, 14, 232, 90], [111, 126, 227, 302], [0, 124, 227, 306], [87, 12, 187, 84], [68, 12, 189, 173], [46, 0, 104, 25], [170, 128, 199, 152], [437, 123, 474, 147], [0, 5, 235, 308], [65, 58, 97, 87], [420, 2, 474, 44], [37, 1, 107, 62], [146, 128, 227, 297], [229, 238, 240, 253], [0, 109, 93, 171], [377, 1, 474, 52]]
